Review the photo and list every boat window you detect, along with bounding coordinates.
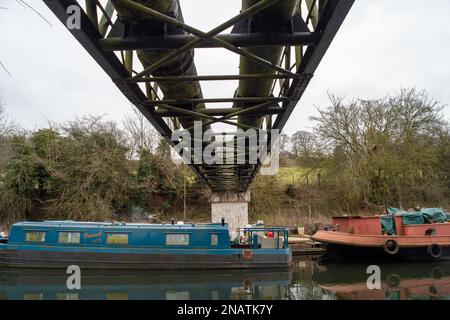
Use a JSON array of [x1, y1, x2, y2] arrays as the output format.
[[211, 234, 219, 246], [106, 292, 129, 300], [25, 231, 46, 242], [58, 232, 81, 244], [56, 293, 79, 300], [166, 291, 190, 300], [106, 233, 128, 245], [23, 293, 44, 300], [166, 233, 189, 246]]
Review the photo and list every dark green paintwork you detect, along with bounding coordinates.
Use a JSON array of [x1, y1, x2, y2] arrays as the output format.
[[237, 0, 300, 128], [112, 0, 207, 130]]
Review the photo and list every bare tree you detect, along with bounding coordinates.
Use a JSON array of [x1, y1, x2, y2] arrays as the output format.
[[291, 130, 318, 159], [123, 106, 159, 159], [310, 88, 447, 209], [0, 98, 16, 136], [278, 133, 290, 152], [0, 101, 10, 168]]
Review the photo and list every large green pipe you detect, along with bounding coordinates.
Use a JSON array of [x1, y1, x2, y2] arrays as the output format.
[[112, 0, 207, 130], [237, 0, 300, 128]]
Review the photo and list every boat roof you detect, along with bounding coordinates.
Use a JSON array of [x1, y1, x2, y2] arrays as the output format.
[[13, 221, 229, 230]]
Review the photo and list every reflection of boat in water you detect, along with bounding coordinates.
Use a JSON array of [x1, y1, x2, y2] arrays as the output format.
[[313, 261, 450, 300], [0, 268, 292, 300]]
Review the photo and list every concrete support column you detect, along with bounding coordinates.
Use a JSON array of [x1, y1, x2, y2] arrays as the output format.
[[211, 191, 250, 240]]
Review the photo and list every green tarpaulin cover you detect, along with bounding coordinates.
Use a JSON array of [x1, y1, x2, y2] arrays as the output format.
[[421, 208, 448, 223], [398, 212, 425, 225], [386, 207, 422, 227], [381, 216, 396, 235], [386, 207, 448, 226]]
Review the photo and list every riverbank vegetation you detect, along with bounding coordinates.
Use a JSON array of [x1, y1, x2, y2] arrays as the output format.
[[0, 88, 449, 227], [252, 88, 450, 226], [0, 104, 208, 227]]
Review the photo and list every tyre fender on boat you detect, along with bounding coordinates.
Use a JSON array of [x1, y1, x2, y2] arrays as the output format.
[[386, 273, 401, 288], [383, 239, 400, 255], [427, 244, 443, 259], [430, 266, 444, 279]]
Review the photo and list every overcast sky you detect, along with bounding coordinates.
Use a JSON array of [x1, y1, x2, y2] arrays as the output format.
[[1, 0, 449, 136]]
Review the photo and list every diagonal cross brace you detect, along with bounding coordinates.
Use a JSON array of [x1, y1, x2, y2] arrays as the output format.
[[114, 0, 296, 80]]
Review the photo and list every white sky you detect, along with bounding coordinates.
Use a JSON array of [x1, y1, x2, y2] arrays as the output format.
[[0, 0, 449, 135]]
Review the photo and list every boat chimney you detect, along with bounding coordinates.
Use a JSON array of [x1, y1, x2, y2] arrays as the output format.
[[221, 218, 225, 227], [171, 218, 175, 225]]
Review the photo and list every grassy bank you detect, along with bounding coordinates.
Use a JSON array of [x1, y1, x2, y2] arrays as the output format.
[[276, 167, 319, 186]]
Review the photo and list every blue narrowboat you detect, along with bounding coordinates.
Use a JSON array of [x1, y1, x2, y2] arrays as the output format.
[[0, 221, 291, 270]]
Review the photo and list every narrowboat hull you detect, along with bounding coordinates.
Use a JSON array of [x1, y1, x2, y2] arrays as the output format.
[[0, 246, 292, 270], [312, 231, 450, 262], [1, 221, 292, 270]]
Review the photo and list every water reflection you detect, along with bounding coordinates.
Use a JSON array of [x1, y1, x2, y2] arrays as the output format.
[[0, 268, 292, 300], [1, 258, 450, 300], [312, 260, 450, 300]]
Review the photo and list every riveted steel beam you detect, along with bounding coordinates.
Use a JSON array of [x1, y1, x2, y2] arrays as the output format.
[[154, 107, 283, 118], [246, 0, 355, 190], [42, 0, 213, 190], [43, 0, 354, 193], [113, 0, 295, 80], [145, 97, 289, 106], [121, 74, 301, 83]]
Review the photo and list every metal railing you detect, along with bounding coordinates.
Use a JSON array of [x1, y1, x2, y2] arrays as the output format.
[[243, 227, 290, 249]]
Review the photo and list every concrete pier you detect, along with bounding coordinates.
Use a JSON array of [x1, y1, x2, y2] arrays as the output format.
[[211, 191, 250, 239]]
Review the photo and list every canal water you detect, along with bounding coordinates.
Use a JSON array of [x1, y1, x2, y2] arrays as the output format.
[[1, 257, 449, 300]]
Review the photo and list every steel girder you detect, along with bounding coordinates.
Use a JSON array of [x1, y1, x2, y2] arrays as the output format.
[[43, 0, 354, 193]]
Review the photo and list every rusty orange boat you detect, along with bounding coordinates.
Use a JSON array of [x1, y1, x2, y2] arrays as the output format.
[[312, 208, 450, 261]]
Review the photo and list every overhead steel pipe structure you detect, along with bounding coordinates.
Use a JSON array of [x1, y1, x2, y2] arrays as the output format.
[[43, 0, 354, 193], [235, 0, 300, 129]]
